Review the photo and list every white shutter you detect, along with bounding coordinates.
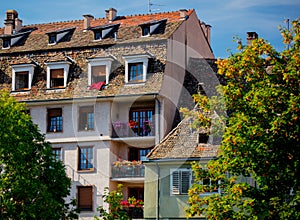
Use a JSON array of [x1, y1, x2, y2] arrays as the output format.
[[171, 170, 180, 195]]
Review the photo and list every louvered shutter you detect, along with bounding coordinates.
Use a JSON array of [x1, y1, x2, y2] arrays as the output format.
[[171, 170, 180, 195], [78, 186, 93, 211], [181, 170, 190, 194]]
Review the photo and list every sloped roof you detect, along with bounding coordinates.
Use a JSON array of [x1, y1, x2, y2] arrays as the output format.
[[0, 10, 194, 54], [147, 116, 219, 160]]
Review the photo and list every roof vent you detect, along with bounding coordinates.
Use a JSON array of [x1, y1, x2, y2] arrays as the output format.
[[105, 8, 117, 22]]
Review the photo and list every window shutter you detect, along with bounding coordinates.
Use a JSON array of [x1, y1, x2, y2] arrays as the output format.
[[48, 108, 62, 117], [78, 186, 93, 211], [181, 171, 190, 194], [171, 170, 180, 195]]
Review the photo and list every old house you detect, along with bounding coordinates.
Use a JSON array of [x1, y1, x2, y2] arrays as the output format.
[[0, 7, 214, 219]]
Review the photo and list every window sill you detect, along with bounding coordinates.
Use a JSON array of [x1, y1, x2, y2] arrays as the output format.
[[10, 90, 30, 94], [78, 129, 95, 132], [77, 168, 95, 173], [47, 131, 63, 133], [125, 82, 146, 86]]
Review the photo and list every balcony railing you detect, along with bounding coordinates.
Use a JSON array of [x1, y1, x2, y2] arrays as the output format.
[[112, 121, 154, 138], [112, 162, 145, 178]]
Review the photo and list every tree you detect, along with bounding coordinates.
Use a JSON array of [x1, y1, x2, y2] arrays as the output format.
[[0, 91, 78, 219], [95, 184, 130, 220], [185, 18, 300, 219]]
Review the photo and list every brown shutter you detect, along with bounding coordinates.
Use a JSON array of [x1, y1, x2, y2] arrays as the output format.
[[50, 69, 64, 78], [48, 108, 62, 117], [78, 186, 93, 211]]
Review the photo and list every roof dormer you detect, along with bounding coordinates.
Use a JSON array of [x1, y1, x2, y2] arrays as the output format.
[[46, 27, 76, 45], [90, 23, 120, 41], [0, 29, 34, 49], [139, 19, 167, 37]]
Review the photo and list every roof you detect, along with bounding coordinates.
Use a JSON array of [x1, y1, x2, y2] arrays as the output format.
[[0, 10, 194, 54], [147, 116, 219, 160]]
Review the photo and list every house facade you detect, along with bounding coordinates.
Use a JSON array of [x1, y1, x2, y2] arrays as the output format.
[[0, 7, 214, 219]]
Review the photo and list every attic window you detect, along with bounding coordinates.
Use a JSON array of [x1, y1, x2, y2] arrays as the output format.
[[91, 23, 120, 41], [3, 38, 10, 48], [198, 133, 209, 143], [46, 27, 75, 45], [45, 61, 71, 89], [139, 19, 167, 37], [87, 56, 114, 86], [11, 63, 35, 91]]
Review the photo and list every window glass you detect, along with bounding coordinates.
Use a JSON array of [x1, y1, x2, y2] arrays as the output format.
[[50, 68, 64, 88], [52, 148, 61, 161], [129, 108, 154, 136], [79, 106, 94, 131], [78, 147, 93, 170], [91, 65, 106, 84], [128, 62, 143, 82], [15, 71, 29, 90], [142, 26, 150, 36], [94, 31, 102, 40], [49, 35, 56, 44], [47, 108, 63, 132], [3, 39, 10, 48]]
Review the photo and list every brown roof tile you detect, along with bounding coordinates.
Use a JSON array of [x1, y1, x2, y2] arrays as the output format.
[[147, 116, 219, 160]]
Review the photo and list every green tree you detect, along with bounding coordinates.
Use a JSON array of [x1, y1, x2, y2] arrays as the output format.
[[0, 91, 77, 219], [95, 184, 130, 220], [185, 18, 300, 219]]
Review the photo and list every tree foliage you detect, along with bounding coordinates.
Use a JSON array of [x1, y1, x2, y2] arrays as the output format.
[[185, 18, 300, 219], [95, 184, 130, 220], [0, 91, 77, 219]]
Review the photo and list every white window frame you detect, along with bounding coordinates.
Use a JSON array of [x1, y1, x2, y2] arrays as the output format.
[[122, 54, 152, 84], [45, 61, 70, 89], [87, 57, 114, 86], [11, 64, 35, 91], [170, 168, 192, 195]]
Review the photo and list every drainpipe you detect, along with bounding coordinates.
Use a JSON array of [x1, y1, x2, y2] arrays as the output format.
[[154, 95, 161, 143], [155, 161, 160, 220]]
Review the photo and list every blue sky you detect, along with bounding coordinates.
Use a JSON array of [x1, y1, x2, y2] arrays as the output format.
[[0, 0, 299, 58]]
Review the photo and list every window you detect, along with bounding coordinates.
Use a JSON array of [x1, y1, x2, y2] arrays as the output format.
[[94, 30, 102, 40], [91, 65, 106, 84], [128, 62, 143, 82], [123, 53, 152, 84], [78, 147, 93, 170], [142, 26, 150, 36], [87, 57, 114, 86], [47, 108, 63, 132], [129, 108, 154, 136], [52, 148, 62, 161], [15, 71, 29, 90], [171, 169, 192, 195], [77, 186, 93, 211], [129, 147, 152, 161], [46, 62, 70, 89], [49, 34, 56, 44], [128, 187, 144, 200], [79, 106, 94, 131], [11, 64, 35, 91], [50, 68, 64, 88], [3, 38, 10, 48]]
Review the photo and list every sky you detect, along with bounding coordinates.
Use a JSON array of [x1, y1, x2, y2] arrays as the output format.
[[0, 0, 299, 58]]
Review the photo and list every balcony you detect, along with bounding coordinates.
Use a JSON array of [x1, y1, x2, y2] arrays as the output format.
[[112, 120, 155, 138], [111, 161, 145, 182]]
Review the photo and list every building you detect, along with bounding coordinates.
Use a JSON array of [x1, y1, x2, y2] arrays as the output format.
[[0, 7, 214, 219]]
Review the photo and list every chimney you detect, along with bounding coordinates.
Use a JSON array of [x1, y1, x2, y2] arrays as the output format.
[[200, 22, 211, 44], [247, 32, 258, 46], [4, 10, 21, 34], [83, 14, 94, 30], [105, 8, 117, 22], [179, 9, 188, 20]]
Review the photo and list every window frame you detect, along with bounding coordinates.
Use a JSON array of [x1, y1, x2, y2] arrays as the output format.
[[129, 107, 154, 136], [87, 57, 114, 86], [123, 54, 152, 84], [78, 146, 94, 171], [11, 64, 35, 91], [128, 147, 153, 161], [47, 108, 63, 133], [78, 106, 95, 131], [77, 185, 94, 211], [52, 148, 62, 161], [45, 61, 70, 89], [2, 38, 11, 49]]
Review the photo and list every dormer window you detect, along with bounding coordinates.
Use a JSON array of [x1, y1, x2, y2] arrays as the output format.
[[46, 27, 75, 45], [87, 56, 114, 86], [3, 38, 10, 48], [123, 53, 153, 84], [11, 64, 35, 91], [91, 23, 120, 41], [45, 61, 71, 89], [139, 19, 167, 37]]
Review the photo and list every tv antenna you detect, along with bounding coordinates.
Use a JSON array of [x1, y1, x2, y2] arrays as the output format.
[[148, 0, 164, 13]]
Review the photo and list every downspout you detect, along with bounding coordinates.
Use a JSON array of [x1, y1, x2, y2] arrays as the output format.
[[154, 95, 161, 143], [155, 161, 160, 220]]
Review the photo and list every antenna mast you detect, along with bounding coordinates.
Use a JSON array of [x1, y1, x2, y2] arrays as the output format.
[[148, 0, 164, 13]]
